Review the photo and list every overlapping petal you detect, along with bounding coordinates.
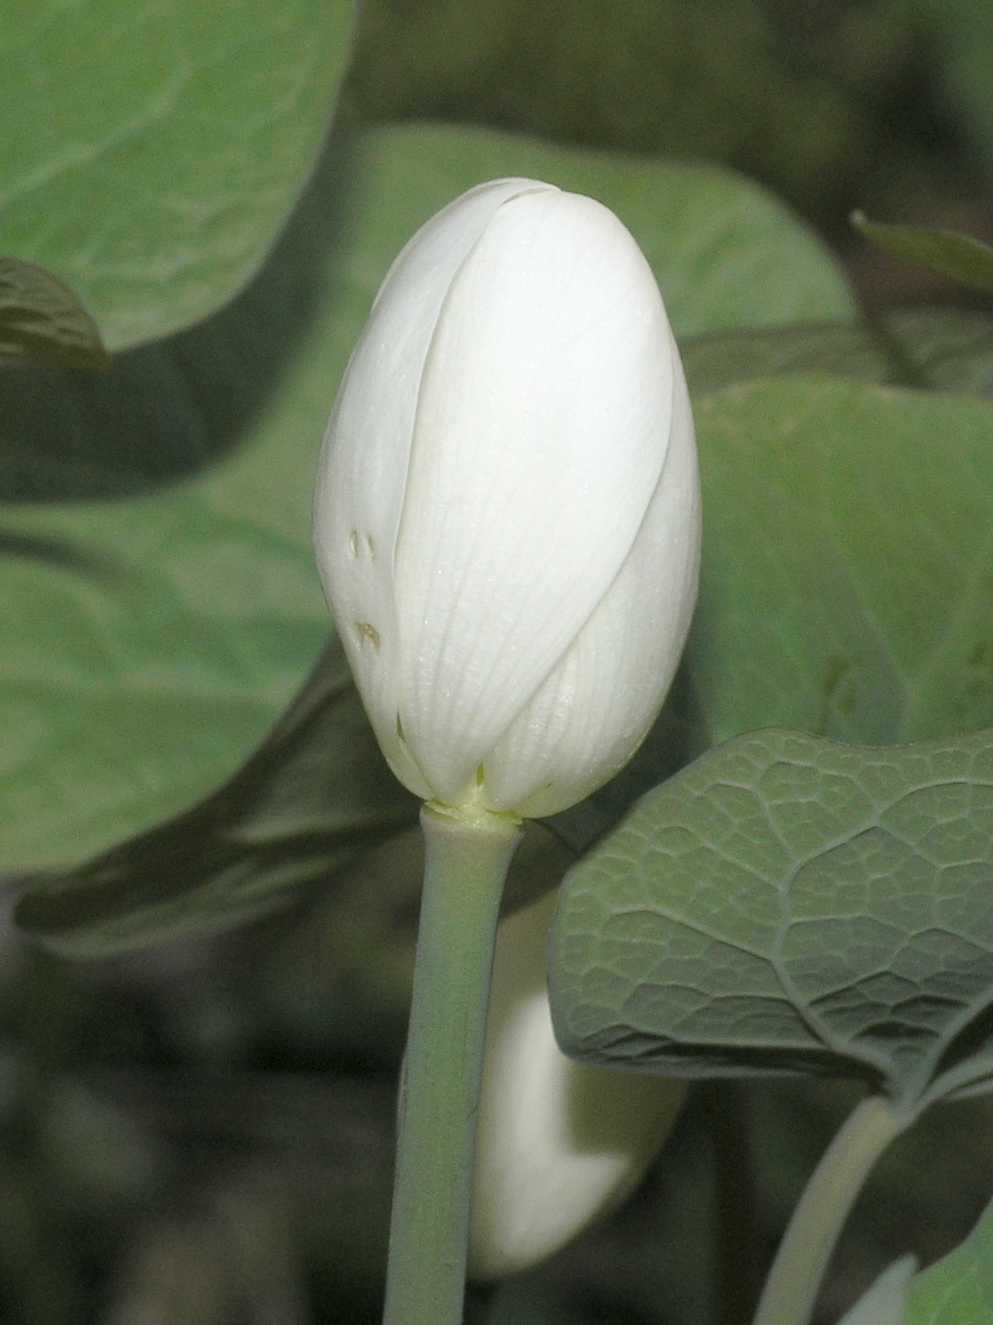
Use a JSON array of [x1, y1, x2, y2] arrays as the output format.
[[314, 178, 552, 793], [485, 335, 700, 815]]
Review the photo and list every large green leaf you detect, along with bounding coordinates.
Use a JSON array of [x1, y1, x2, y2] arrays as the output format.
[[549, 727, 993, 1103], [688, 379, 993, 750], [906, 1198, 993, 1325], [0, 0, 356, 351], [3, 122, 851, 878], [14, 645, 416, 957], [552, 376, 993, 850]]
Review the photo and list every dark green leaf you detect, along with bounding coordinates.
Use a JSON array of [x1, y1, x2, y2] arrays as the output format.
[[0, 0, 356, 350], [853, 212, 993, 299], [0, 258, 108, 371], [909, 0, 993, 171], [550, 727, 993, 1103], [15, 644, 416, 957]]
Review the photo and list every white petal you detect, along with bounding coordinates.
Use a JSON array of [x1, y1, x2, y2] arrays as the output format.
[[395, 191, 675, 804], [314, 179, 553, 795], [486, 339, 701, 816], [468, 888, 686, 1280]]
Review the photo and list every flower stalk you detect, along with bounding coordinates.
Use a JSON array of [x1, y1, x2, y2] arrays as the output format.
[[382, 803, 522, 1325]]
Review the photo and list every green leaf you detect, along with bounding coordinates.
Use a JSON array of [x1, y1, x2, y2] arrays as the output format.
[[853, 213, 993, 299], [0, 0, 356, 351], [1, 122, 856, 875], [0, 258, 108, 370], [14, 644, 416, 957], [689, 379, 993, 750], [882, 310, 993, 399], [906, 1197, 993, 1325], [549, 727, 993, 1103], [551, 376, 993, 852], [13, 683, 572, 962], [682, 321, 893, 397], [682, 310, 993, 400]]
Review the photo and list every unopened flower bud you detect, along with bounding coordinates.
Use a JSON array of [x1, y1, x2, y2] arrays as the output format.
[[314, 179, 700, 818]]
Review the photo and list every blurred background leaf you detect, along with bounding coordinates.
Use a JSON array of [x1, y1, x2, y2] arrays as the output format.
[[0, 0, 356, 350], [553, 376, 993, 849], [853, 213, 993, 297], [13, 645, 415, 957], [682, 310, 993, 399], [687, 380, 993, 750]]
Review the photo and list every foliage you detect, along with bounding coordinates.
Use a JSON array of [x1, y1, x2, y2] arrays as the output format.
[[0, 0, 356, 350]]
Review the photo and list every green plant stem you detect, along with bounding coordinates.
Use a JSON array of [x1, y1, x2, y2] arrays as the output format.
[[382, 802, 523, 1325], [752, 1093, 912, 1325]]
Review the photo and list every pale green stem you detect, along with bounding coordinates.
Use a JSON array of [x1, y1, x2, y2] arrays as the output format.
[[751, 1093, 913, 1325], [382, 802, 523, 1325]]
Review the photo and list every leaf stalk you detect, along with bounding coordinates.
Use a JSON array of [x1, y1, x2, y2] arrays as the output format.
[[751, 1092, 913, 1325]]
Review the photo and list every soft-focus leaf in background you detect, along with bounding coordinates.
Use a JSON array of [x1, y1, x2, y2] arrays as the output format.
[[550, 726, 993, 1104], [689, 379, 993, 750], [0, 0, 356, 350], [1, 121, 854, 876], [14, 645, 415, 957], [552, 376, 993, 848], [852, 213, 993, 298], [682, 310, 993, 399], [0, 258, 108, 371]]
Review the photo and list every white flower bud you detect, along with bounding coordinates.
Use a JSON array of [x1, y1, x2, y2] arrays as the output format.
[[468, 888, 686, 1279], [314, 179, 700, 817]]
